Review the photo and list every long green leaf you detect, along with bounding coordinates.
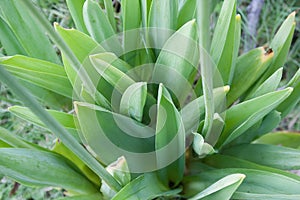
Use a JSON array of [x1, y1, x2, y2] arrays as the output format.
[[83, 0, 115, 42], [17, 1, 122, 191], [75, 101, 156, 172], [120, 82, 147, 122], [57, 193, 103, 200], [0, 127, 40, 149], [0, 55, 73, 98], [122, 0, 141, 56], [177, 0, 196, 28], [55, 25, 112, 109], [9, 106, 80, 141], [188, 174, 245, 200], [103, 0, 117, 31], [83, 0, 122, 54], [184, 168, 300, 197], [230, 14, 241, 84], [227, 47, 274, 105], [223, 144, 300, 170], [211, 0, 236, 84], [155, 84, 185, 186], [90, 53, 135, 94], [233, 192, 300, 200], [203, 154, 300, 181], [0, 148, 97, 194], [148, 0, 178, 50], [112, 173, 181, 200], [52, 141, 100, 186], [181, 86, 229, 138], [17, 80, 72, 110], [140, 0, 152, 28], [152, 20, 199, 105], [0, 65, 121, 192], [257, 12, 296, 86], [254, 132, 300, 149], [0, 17, 26, 55], [197, 0, 214, 138], [229, 110, 281, 146], [217, 88, 292, 147], [0, 0, 60, 64], [66, 0, 88, 33], [245, 68, 283, 100], [277, 68, 300, 117]]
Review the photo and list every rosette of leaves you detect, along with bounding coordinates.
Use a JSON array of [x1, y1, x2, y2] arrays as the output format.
[[0, 0, 299, 199]]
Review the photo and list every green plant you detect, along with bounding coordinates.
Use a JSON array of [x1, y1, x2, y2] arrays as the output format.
[[0, 0, 300, 199]]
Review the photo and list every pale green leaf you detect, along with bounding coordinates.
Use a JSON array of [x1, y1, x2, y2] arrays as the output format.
[[0, 17, 26, 55], [277, 68, 300, 117], [184, 168, 300, 197], [196, 0, 213, 138], [148, 0, 178, 50], [103, 0, 117, 32], [57, 193, 103, 200], [211, 0, 237, 84], [140, 0, 152, 28], [254, 132, 300, 149], [66, 0, 88, 33], [258, 12, 296, 84], [192, 133, 215, 158], [55, 25, 112, 109], [152, 20, 199, 105], [229, 110, 281, 146], [75, 101, 156, 171], [101, 157, 131, 199], [155, 84, 185, 186], [9, 106, 80, 142], [203, 154, 300, 181], [52, 141, 100, 186], [233, 192, 300, 200], [177, 0, 196, 29], [217, 88, 292, 147], [227, 47, 274, 105], [122, 0, 141, 55], [83, 0, 122, 54], [0, 148, 97, 194], [112, 173, 181, 200], [120, 82, 147, 122], [0, 55, 73, 98], [90, 54, 135, 94], [245, 68, 283, 100], [0, 127, 40, 150], [188, 174, 245, 200], [223, 144, 300, 170], [181, 86, 229, 137], [0, 0, 60, 64]]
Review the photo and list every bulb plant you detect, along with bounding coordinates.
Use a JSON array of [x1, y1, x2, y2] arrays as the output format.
[[0, 0, 300, 199]]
